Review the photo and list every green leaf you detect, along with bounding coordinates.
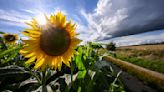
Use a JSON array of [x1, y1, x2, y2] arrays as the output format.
[[3, 49, 19, 64], [0, 31, 5, 34], [0, 65, 30, 80], [77, 70, 86, 79], [75, 47, 86, 71], [0, 45, 21, 59], [77, 86, 82, 92], [77, 46, 83, 56], [0, 65, 31, 91], [75, 55, 86, 70]]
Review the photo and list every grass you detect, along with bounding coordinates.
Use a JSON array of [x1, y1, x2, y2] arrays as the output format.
[[110, 53, 164, 74]]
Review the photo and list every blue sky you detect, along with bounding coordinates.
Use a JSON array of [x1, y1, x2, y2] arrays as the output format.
[[0, 0, 164, 46]]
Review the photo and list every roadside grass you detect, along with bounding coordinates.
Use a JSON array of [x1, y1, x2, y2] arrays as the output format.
[[110, 53, 164, 74]]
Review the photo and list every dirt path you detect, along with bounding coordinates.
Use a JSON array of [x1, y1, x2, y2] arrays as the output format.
[[103, 56, 164, 91], [103, 60, 157, 92]]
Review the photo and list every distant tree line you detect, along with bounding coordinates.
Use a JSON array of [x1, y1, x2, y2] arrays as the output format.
[[106, 42, 116, 51]]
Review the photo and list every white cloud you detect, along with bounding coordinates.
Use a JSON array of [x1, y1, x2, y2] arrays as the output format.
[[78, 0, 128, 41], [77, 0, 164, 46], [111, 31, 164, 46], [95, 0, 112, 15], [0, 9, 31, 27], [0, 7, 68, 27]]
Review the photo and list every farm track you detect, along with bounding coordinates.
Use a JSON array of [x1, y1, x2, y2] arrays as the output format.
[[103, 56, 164, 90]]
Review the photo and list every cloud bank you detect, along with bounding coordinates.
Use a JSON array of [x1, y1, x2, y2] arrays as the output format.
[[79, 0, 164, 41]]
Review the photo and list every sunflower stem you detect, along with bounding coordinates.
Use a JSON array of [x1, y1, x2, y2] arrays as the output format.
[[41, 69, 47, 92], [71, 62, 73, 82], [29, 70, 41, 84], [70, 61, 75, 90]]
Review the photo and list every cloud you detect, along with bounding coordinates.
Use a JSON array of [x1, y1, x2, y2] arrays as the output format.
[[79, 0, 164, 41], [100, 30, 164, 46], [0, 5, 67, 28], [0, 9, 31, 27], [116, 33, 164, 46]]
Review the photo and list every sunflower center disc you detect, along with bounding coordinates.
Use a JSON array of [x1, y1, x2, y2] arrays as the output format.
[[40, 27, 71, 56], [5, 35, 16, 41]]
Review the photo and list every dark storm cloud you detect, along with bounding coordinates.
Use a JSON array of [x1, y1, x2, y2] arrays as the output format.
[[111, 0, 164, 37], [80, 0, 164, 41]]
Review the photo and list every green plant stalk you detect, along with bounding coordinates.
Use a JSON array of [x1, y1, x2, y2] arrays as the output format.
[[0, 46, 21, 58], [29, 70, 41, 84], [71, 62, 73, 83], [70, 61, 74, 90], [109, 71, 122, 92], [42, 70, 47, 92]]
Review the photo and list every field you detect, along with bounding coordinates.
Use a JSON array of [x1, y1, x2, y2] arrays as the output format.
[[105, 44, 164, 91], [117, 44, 164, 62], [113, 44, 164, 73], [118, 44, 164, 50]]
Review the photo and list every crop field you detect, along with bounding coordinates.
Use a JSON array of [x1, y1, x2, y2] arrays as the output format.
[[110, 44, 164, 74], [118, 44, 164, 50]]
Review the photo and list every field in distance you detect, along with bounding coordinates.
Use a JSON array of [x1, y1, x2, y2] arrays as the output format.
[[118, 44, 164, 51], [116, 44, 164, 62], [111, 44, 164, 73]]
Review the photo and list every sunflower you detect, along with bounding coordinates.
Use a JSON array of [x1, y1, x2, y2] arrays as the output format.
[[20, 12, 81, 70], [3, 33, 18, 44]]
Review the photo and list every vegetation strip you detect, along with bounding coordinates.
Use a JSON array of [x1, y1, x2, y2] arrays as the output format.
[[103, 56, 164, 90], [113, 53, 164, 73]]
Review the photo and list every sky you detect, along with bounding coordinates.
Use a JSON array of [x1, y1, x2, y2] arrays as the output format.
[[0, 0, 164, 46]]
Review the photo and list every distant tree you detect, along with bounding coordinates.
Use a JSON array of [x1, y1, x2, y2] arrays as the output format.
[[91, 44, 103, 49], [88, 42, 103, 49], [106, 42, 116, 51]]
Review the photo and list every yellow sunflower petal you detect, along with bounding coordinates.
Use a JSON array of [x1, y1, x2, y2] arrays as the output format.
[[24, 52, 35, 58], [25, 29, 41, 34], [22, 31, 40, 38], [52, 58, 57, 69], [57, 57, 62, 71], [25, 22, 39, 30], [19, 49, 28, 54], [21, 44, 38, 52], [34, 56, 45, 69], [62, 56, 70, 67], [70, 38, 81, 48], [22, 39, 39, 44], [25, 56, 36, 64]]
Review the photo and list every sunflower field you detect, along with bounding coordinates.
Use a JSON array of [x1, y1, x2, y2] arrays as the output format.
[[0, 12, 125, 92]]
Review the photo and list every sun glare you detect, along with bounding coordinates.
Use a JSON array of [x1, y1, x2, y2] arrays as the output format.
[[36, 14, 47, 25]]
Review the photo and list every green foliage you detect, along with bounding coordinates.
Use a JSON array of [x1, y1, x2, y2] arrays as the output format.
[[0, 44, 23, 66], [0, 65, 31, 91], [69, 44, 125, 92], [0, 31, 5, 34], [107, 42, 116, 51], [89, 42, 103, 49], [0, 39, 125, 92]]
